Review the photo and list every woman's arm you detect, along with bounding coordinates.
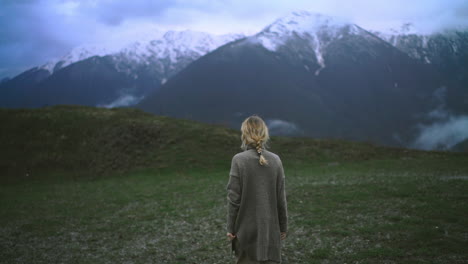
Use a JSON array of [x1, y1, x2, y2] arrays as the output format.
[[226, 156, 241, 235], [277, 157, 288, 235]]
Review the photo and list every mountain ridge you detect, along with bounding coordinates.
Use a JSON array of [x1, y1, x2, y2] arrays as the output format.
[[0, 30, 243, 108]]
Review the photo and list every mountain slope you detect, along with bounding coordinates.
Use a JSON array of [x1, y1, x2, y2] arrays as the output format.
[[137, 11, 441, 147], [450, 138, 468, 152]]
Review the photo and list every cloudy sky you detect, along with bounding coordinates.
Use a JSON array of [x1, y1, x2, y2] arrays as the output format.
[[1, 0, 467, 79]]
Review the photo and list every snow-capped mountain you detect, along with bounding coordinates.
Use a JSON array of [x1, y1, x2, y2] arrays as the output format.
[[1, 10, 466, 151], [247, 11, 385, 75], [138, 11, 441, 148], [250, 12, 467, 116], [41, 30, 242, 77], [112, 30, 243, 81], [372, 23, 468, 116], [372, 24, 435, 63], [372, 23, 467, 67], [40, 44, 125, 74], [0, 30, 244, 108], [254, 11, 367, 51]]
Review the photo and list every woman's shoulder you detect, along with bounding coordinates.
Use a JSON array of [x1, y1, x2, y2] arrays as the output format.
[[263, 149, 282, 165], [231, 149, 282, 164], [231, 151, 249, 163]]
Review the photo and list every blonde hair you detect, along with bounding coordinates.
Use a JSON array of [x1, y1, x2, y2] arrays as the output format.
[[240, 115, 270, 165]]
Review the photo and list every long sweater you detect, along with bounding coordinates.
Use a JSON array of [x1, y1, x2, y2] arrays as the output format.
[[226, 146, 288, 262]]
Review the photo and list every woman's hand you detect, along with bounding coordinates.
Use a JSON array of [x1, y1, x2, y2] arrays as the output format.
[[280, 232, 287, 240], [227, 232, 236, 241]]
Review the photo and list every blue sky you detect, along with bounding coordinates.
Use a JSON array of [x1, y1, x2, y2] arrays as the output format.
[[1, 0, 467, 79]]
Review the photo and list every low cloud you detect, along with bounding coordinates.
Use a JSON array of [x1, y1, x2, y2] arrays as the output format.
[[409, 86, 468, 151], [98, 94, 144, 108], [410, 115, 468, 150], [266, 119, 302, 136]]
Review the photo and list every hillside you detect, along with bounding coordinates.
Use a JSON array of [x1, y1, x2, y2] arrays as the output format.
[[0, 105, 456, 179], [450, 138, 468, 152]]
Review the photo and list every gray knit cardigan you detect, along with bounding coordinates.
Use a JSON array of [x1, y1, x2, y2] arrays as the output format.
[[226, 146, 288, 262]]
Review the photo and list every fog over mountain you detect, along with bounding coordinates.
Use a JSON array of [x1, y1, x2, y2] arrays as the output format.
[[409, 87, 468, 151]]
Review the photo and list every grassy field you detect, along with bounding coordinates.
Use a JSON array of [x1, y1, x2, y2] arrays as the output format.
[[0, 106, 467, 263]]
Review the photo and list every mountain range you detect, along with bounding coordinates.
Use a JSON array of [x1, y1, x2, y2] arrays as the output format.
[[138, 11, 467, 149], [0, 30, 242, 108], [1, 11, 467, 151]]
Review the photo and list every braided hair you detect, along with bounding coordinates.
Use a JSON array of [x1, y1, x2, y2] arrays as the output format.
[[240, 115, 269, 166], [255, 139, 268, 165]]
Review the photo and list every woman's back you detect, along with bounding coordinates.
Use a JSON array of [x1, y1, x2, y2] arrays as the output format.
[[227, 147, 288, 262]]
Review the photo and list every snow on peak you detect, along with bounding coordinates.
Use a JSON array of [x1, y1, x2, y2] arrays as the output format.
[[370, 23, 433, 61], [264, 11, 353, 35], [371, 22, 432, 50], [254, 11, 360, 52], [116, 30, 243, 68], [388, 23, 420, 35], [40, 30, 243, 74], [375, 22, 434, 37], [161, 30, 243, 54], [41, 44, 122, 72], [251, 11, 364, 75]]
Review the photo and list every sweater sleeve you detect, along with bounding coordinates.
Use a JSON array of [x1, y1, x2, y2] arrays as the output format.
[[226, 156, 242, 234], [277, 157, 288, 233]]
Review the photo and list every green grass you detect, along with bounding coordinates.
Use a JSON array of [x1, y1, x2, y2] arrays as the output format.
[[1, 156, 467, 263], [0, 105, 467, 263]]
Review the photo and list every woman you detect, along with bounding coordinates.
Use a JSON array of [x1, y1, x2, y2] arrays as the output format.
[[226, 115, 288, 264]]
